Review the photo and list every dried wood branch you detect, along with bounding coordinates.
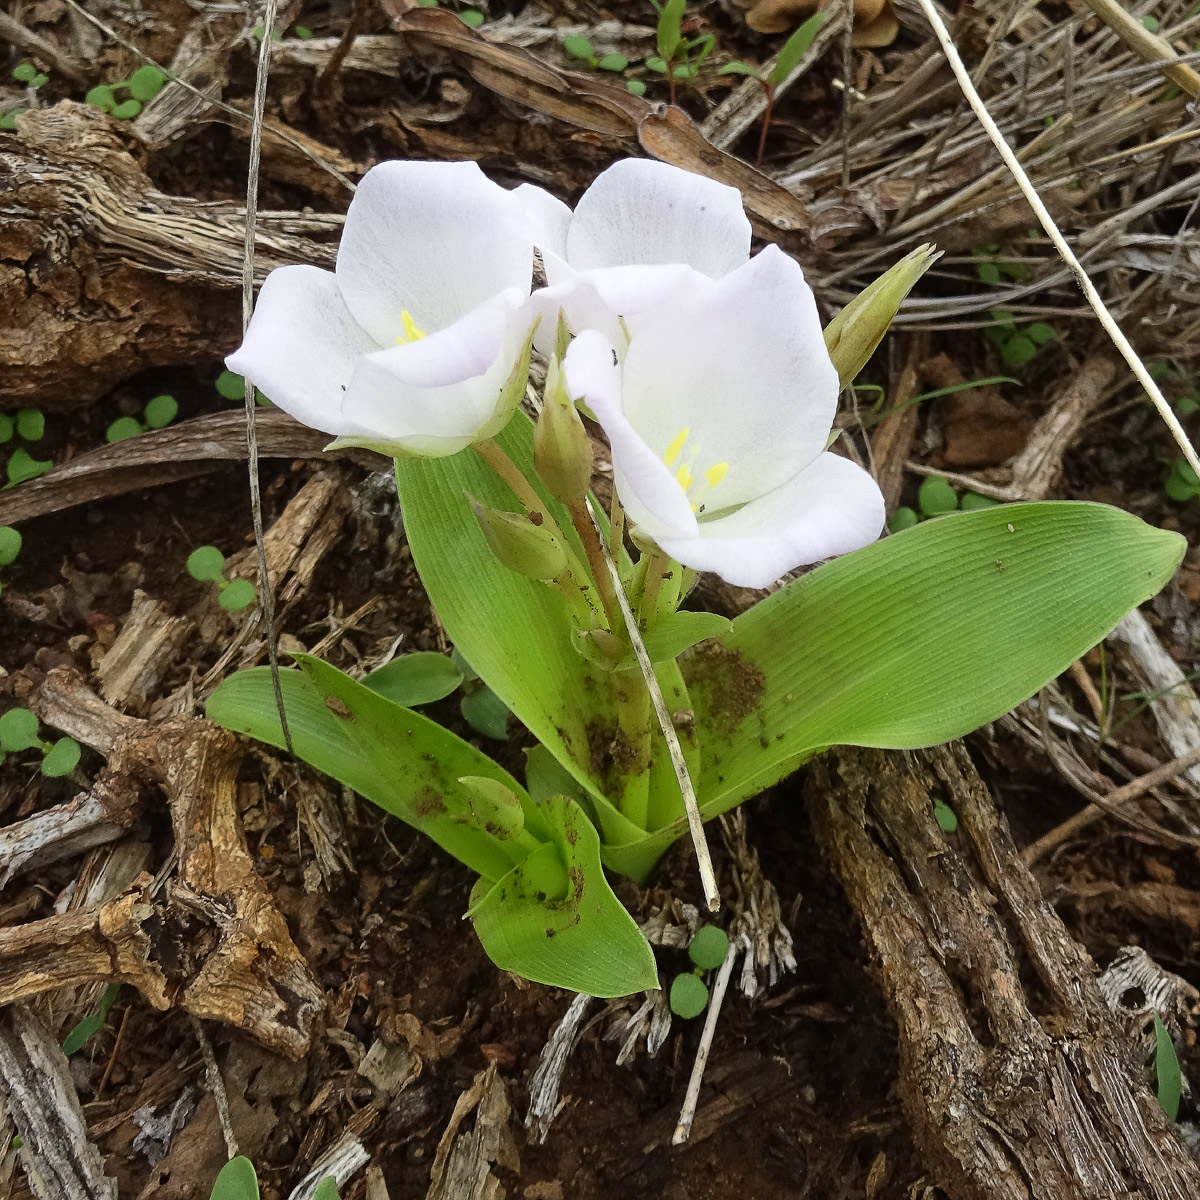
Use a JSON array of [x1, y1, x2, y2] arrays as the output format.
[[809, 743, 1200, 1199]]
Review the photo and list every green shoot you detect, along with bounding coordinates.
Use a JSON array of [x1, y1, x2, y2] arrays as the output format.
[[293, 24, 315, 38], [932, 797, 958, 832], [214, 369, 270, 406], [0, 708, 82, 777], [106, 394, 178, 443], [1154, 1015, 1182, 1120], [61, 984, 120, 1055], [460, 11, 485, 26], [769, 12, 826, 88], [561, 36, 629, 73], [16, 410, 43, 441], [669, 924, 729, 1018], [688, 924, 729, 969], [210, 1158, 261, 1200], [669, 971, 708, 1018], [888, 506, 919, 533], [917, 475, 958, 517], [187, 547, 257, 612], [12, 63, 49, 88], [128, 65, 166, 102], [1165, 456, 1200, 503], [0, 526, 22, 567], [6, 447, 52, 487]]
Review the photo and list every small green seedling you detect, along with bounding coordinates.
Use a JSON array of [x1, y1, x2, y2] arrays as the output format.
[[983, 309, 1058, 370], [187, 547, 257, 612], [62, 984, 121, 1055], [932, 796, 958, 833], [720, 13, 826, 166], [86, 65, 166, 120], [3, 410, 52, 487], [644, 0, 717, 103], [0, 708, 81, 778], [106, 394, 179, 443], [1164, 456, 1200, 503], [669, 924, 729, 1018], [889, 477, 999, 534], [12, 62, 49, 89], [214, 369, 271, 406], [209, 1158, 340, 1200], [293, 24, 315, 38], [561, 36, 629, 73], [0, 525, 22, 598]]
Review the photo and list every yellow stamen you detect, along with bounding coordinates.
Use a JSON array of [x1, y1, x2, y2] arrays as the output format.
[[675, 464, 693, 491], [396, 309, 427, 344], [704, 462, 729, 488], [664, 426, 689, 468]]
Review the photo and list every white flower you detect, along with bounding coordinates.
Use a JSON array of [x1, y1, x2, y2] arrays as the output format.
[[516, 158, 752, 352], [562, 245, 886, 589], [227, 160, 535, 457]]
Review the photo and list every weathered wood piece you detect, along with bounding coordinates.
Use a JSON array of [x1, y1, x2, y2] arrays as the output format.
[[809, 743, 1200, 1200], [0, 1006, 117, 1200]]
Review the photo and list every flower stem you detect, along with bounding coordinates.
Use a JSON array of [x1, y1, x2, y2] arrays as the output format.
[[608, 490, 625, 559], [756, 82, 775, 169], [568, 500, 619, 629], [638, 552, 680, 630]]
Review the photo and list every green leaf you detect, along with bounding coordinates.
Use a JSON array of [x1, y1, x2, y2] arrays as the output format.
[[1165, 471, 1199, 502], [960, 492, 999, 511], [460, 10, 485, 26], [394, 414, 614, 806], [769, 12, 826, 86], [976, 262, 1001, 286], [672, 63, 697, 78], [626, 79, 647, 95], [106, 417, 144, 443], [562, 34, 595, 60], [461, 684, 511, 739], [1026, 321, 1057, 345], [363, 652, 463, 707], [657, 0, 686, 61], [313, 1178, 340, 1200], [468, 795, 658, 996], [0, 526, 21, 566], [0, 708, 41, 753], [16, 409, 43, 442], [1154, 1015, 1181, 1120], [645, 55, 668, 72], [207, 660, 536, 882], [42, 737, 81, 777], [6, 447, 52, 486], [617, 610, 731, 668], [85, 84, 116, 111], [12, 63, 37, 83], [187, 545, 226, 582], [685, 503, 1184, 820], [215, 369, 245, 400], [688, 924, 728, 970], [1002, 334, 1038, 368], [0, 415, 13, 443], [209, 1157, 260, 1200], [219, 578, 257, 612], [294, 24, 315, 38], [917, 475, 958, 517], [669, 972, 708, 1018], [1175, 457, 1199, 487], [596, 52, 629, 71], [1177, 393, 1200, 416], [932, 797, 958, 833], [111, 98, 142, 119], [61, 984, 120, 1055], [718, 60, 761, 77], [889, 506, 919, 533], [128, 65, 166, 102], [143, 394, 178, 429]]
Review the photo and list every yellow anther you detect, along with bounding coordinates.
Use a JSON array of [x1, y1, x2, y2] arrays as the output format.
[[704, 462, 729, 488], [675, 464, 693, 491], [664, 426, 690, 468], [396, 310, 427, 344]]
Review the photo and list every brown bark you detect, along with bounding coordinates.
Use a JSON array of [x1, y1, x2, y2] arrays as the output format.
[[809, 743, 1200, 1200]]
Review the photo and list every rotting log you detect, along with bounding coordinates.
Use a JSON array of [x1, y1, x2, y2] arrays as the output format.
[[0, 102, 340, 410], [808, 743, 1200, 1200]]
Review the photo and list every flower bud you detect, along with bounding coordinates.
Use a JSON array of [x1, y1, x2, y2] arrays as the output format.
[[469, 496, 568, 580], [534, 357, 594, 505], [572, 626, 628, 670], [458, 775, 527, 840], [824, 244, 940, 387]]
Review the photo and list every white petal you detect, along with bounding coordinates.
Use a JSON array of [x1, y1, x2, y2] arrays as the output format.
[[567, 158, 751, 278], [656, 452, 885, 588], [620, 245, 840, 510], [514, 182, 571, 261], [339, 297, 530, 456], [337, 160, 533, 346], [225, 265, 377, 436], [562, 331, 697, 541]]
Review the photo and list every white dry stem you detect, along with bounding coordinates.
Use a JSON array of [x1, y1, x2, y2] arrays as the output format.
[[524, 992, 593, 1144], [913, 0, 1200, 485], [584, 497, 720, 912], [671, 934, 740, 1145], [287, 1134, 370, 1200], [243, 0, 293, 752], [191, 1017, 239, 1160]]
